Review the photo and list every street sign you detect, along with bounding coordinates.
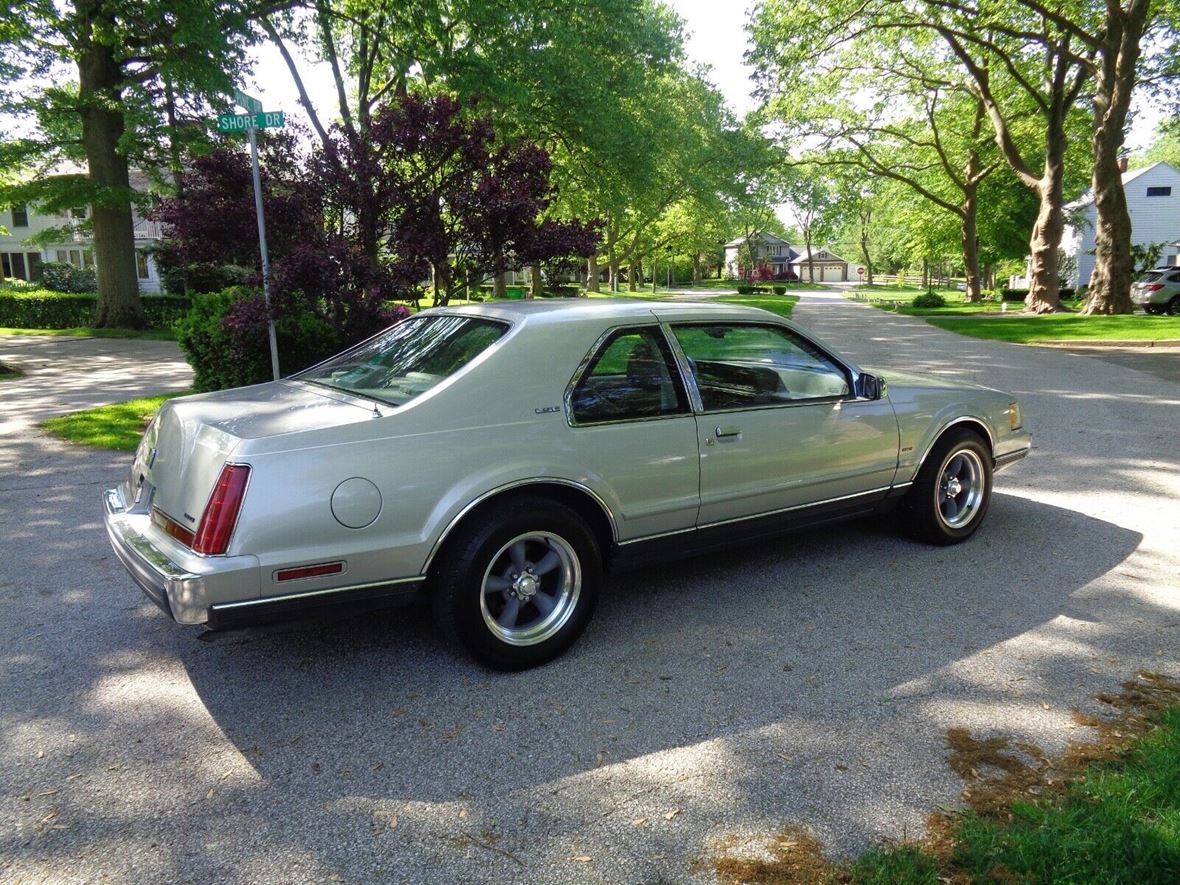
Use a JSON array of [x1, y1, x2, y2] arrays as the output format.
[[217, 111, 285, 132], [234, 89, 263, 114]]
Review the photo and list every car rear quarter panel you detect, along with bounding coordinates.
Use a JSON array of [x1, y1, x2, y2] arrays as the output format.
[[228, 311, 698, 600]]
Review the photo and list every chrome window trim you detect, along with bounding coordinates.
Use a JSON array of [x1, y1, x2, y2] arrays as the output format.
[[422, 477, 620, 574], [563, 323, 692, 428]]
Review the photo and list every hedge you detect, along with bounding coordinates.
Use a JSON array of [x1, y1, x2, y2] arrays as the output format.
[[0, 291, 192, 329]]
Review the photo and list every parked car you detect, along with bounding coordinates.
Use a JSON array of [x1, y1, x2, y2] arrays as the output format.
[[1132, 267, 1180, 315], [104, 299, 1030, 669]]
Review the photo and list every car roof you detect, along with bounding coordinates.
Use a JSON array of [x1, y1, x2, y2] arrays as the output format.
[[418, 296, 783, 325]]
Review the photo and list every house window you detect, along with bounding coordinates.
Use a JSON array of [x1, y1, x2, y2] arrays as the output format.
[[55, 249, 68, 264], [71, 207, 87, 219], [1146, 186, 1172, 197], [136, 251, 150, 280], [11, 205, 29, 227], [82, 250, 94, 268]]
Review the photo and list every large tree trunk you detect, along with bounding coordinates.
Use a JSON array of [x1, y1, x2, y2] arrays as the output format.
[[77, 6, 142, 329], [1084, 4, 1146, 316], [960, 187, 982, 302], [587, 255, 600, 292], [609, 258, 620, 292], [1025, 177, 1065, 313], [628, 262, 637, 291], [692, 253, 701, 285], [529, 264, 542, 299]]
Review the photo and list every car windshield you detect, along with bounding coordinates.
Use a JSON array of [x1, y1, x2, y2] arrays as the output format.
[[296, 315, 509, 406]]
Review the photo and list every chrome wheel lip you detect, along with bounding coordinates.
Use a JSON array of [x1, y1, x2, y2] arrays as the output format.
[[936, 448, 986, 530], [480, 531, 581, 647]]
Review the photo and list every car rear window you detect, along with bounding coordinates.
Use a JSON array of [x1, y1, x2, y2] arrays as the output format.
[[297, 315, 508, 406], [1139, 272, 1164, 282]]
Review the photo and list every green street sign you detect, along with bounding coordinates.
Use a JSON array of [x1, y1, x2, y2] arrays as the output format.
[[234, 89, 263, 114], [217, 111, 285, 132]]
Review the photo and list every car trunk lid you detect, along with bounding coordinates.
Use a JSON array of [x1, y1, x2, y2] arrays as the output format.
[[130, 382, 376, 542]]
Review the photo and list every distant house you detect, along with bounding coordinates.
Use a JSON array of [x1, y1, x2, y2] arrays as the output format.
[[789, 245, 852, 283], [723, 231, 852, 282], [724, 231, 794, 278], [1061, 160, 1180, 287], [0, 170, 164, 292]]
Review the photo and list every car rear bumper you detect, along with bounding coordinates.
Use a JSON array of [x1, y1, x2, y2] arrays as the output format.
[[103, 487, 260, 625]]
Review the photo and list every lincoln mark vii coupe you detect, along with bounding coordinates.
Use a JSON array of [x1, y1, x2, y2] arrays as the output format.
[[105, 299, 1030, 668]]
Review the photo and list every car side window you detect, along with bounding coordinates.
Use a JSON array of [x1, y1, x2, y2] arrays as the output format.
[[570, 327, 688, 424], [671, 323, 850, 411]]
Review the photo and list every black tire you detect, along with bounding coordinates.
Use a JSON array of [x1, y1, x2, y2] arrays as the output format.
[[1167, 296, 1180, 317], [429, 496, 601, 670], [900, 429, 993, 545], [1145, 305, 1163, 316]]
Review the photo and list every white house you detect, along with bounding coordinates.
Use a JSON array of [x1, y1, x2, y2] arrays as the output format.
[[1062, 160, 1180, 287], [1, 170, 164, 293]]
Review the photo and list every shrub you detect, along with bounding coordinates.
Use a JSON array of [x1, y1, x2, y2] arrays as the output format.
[[0, 290, 190, 329], [912, 291, 947, 308], [39, 261, 98, 293], [773, 285, 787, 296], [773, 269, 798, 282], [176, 287, 409, 392], [176, 288, 335, 392], [735, 283, 755, 295]]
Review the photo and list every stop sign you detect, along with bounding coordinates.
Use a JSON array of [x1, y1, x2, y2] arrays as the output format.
[[857, 266, 865, 276]]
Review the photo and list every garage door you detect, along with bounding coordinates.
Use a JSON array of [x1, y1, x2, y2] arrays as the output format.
[[821, 264, 845, 282]]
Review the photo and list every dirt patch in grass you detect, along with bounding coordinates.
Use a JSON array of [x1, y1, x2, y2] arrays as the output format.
[[707, 826, 840, 884], [702, 671, 1180, 884]]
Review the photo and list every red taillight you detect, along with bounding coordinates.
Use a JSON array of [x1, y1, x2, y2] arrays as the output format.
[[193, 464, 251, 555], [1147, 283, 1164, 291]]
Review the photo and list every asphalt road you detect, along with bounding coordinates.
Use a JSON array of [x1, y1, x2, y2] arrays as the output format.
[[1, 303, 1178, 884]]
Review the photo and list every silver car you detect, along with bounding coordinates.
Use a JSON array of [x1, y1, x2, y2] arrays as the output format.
[[1131, 267, 1180, 315], [104, 299, 1030, 668]]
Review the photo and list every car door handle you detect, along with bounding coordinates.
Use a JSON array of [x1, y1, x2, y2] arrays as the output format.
[[714, 425, 742, 439]]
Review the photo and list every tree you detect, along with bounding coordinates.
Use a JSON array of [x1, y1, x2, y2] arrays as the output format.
[[750, 0, 1095, 312], [779, 168, 841, 283], [0, 0, 257, 326]]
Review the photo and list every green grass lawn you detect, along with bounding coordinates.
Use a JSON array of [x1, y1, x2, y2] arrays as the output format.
[[39, 391, 190, 451], [847, 286, 1019, 316], [852, 704, 1180, 884], [926, 313, 1180, 343], [0, 326, 177, 340]]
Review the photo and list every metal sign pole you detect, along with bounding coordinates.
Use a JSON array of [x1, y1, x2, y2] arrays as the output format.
[[248, 123, 281, 381]]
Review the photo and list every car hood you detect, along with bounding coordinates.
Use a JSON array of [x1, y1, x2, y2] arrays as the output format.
[[869, 368, 998, 395], [134, 381, 376, 532]]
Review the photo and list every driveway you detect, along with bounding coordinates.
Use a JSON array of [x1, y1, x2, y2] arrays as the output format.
[[1, 311, 1178, 884]]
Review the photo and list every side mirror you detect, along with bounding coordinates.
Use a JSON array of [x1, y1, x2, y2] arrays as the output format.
[[856, 373, 886, 400]]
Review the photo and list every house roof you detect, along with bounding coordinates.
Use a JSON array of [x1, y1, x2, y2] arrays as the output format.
[[1066, 161, 1180, 209], [724, 231, 791, 248], [790, 245, 850, 263]]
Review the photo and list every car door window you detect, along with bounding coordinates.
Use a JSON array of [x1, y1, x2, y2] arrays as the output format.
[[671, 323, 850, 411], [570, 328, 688, 424]]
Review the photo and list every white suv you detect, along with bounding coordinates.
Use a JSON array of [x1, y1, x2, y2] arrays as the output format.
[[1132, 268, 1180, 315]]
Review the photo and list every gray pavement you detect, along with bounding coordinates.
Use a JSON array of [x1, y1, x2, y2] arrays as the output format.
[[1, 309, 1178, 884]]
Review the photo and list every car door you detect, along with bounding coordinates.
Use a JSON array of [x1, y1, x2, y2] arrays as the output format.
[[564, 324, 701, 541], [666, 321, 900, 527]]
